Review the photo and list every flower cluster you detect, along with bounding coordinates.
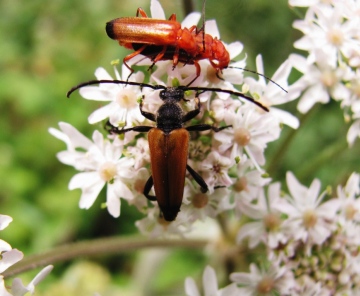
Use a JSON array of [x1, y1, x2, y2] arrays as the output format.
[[186, 172, 360, 295], [48, 0, 360, 294], [50, 0, 297, 234], [287, 0, 360, 145], [0, 214, 52, 296]]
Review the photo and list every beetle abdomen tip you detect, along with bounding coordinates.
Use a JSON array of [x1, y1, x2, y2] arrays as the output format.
[[162, 208, 180, 222], [105, 21, 116, 39]]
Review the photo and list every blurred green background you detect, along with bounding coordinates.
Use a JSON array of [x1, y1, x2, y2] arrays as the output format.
[[0, 0, 359, 294]]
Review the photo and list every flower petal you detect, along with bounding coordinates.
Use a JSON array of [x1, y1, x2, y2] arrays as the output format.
[[181, 12, 201, 28], [150, 0, 165, 19], [0, 249, 23, 273], [0, 215, 12, 230]]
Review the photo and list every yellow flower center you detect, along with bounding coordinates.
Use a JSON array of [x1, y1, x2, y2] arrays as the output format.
[[327, 28, 344, 47], [116, 89, 138, 109], [206, 65, 220, 84], [134, 179, 145, 193], [99, 161, 117, 182], [263, 213, 281, 232], [234, 127, 251, 146], [320, 70, 337, 88], [233, 177, 248, 192], [192, 193, 209, 208], [303, 209, 318, 229], [256, 276, 275, 293], [345, 204, 357, 220]]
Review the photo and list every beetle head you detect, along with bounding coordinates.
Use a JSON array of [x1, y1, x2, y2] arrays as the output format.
[[159, 87, 185, 102]]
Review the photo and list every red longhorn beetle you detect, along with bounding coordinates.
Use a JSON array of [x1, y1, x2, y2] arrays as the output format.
[[105, 1, 230, 82], [67, 80, 269, 221]]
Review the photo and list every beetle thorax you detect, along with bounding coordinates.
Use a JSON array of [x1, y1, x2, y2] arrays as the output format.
[[156, 100, 183, 133]]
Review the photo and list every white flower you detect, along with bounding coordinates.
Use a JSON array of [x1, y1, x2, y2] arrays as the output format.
[[231, 156, 271, 205], [0, 249, 23, 274], [337, 172, 360, 223], [183, 182, 232, 221], [287, 53, 350, 113], [0, 215, 52, 296], [0, 215, 23, 274], [230, 263, 294, 295], [49, 122, 135, 217], [126, 138, 150, 170], [210, 97, 242, 124], [78, 66, 146, 127], [274, 172, 341, 245], [11, 265, 53, 296], [214, 105, 280, 169], [0, 215, 12, 231], [293, 5, 360, 65], [135, 207, 192, 238], [237, 183, 288, 249], [126, 168, 150, 212], [185, 266, 239, 296], [245, 55, 299, 129], [200, 151, 233, 190]]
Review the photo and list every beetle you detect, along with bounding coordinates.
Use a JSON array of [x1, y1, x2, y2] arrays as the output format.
[[105, 3, 230, 83], [67, 80, 269, 221], [105, 2, 289, 91]]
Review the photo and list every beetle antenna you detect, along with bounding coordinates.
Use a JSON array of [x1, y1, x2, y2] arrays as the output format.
[[66, 79, 166, 98], [201, 0, 206, 52], [227, 66, 287, 93], [67, 79, 269, 111], [183, 86, 269, 112]]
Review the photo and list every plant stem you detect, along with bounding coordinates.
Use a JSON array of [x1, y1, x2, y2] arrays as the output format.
[[266, 106, 317, 177], [183, 0, 195, 15], [2, 236, 208, 279], [297, 139, 349, 181]]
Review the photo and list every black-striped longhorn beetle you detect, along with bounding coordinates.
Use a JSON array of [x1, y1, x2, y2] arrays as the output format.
[[67, 80, 269, 221]]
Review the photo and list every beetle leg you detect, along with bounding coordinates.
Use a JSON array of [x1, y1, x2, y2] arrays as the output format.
[[172, 46, 180, 70], [168, 13, 177, 21], [139, 101, 156, 122], [186, 124, 232, 132], [182, 97, 201, 122], [215, 69, 225, 81], [149, 45, 168, 69], [136, 8, 148, 17], [186, 61, 201, 86], [186, 164, 208, 193], [148, 45, 169, 72], [143, 176, 157, 201], [123, 44, 148, 80], [188, 25, 198, 33], [214, 185, 226, 189], [194, 61, 201, 77]]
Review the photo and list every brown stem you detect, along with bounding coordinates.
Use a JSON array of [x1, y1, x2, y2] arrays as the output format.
[[266, 106, 317, 177], [2, 236, 208, 279], [183, 0, 196, 15]]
